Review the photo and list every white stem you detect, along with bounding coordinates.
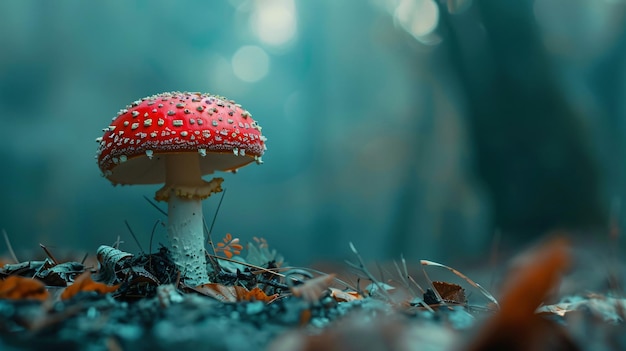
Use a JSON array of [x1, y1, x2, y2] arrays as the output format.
[[167, 190, 209, 286], [163, 153, 210, 286]]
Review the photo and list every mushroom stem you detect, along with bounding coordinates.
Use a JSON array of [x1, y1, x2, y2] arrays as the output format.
[[160, 153, 214, 286], [166, 190, 209, 285]]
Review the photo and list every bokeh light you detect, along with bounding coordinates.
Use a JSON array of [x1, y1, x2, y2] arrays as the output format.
[[249, 0, 298, 48], [231, 45, 270, 82]]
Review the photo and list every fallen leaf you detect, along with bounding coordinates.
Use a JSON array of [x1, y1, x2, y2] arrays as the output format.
[[193, 283, 238, 302], [194, 283, 278, 303], [291, 274, 336, 303], [433, 281, 466, 304], [61, 272, 119, 300], [0, 275, 49, 301], [237, 286, 278, 303], [466, 236, 578, 351], [329, 287, 363, 302]]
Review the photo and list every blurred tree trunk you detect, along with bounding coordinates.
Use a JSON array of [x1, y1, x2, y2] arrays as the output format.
[[436, 0, 606, 242]]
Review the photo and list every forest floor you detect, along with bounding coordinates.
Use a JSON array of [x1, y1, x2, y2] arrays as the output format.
[[0, 235, 625, 351]]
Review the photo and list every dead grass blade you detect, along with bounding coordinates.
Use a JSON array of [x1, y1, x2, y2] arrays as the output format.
[[421, 259, 499, 308]]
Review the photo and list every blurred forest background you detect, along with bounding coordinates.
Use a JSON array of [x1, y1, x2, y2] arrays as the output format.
[[0, 0, 624, 266]]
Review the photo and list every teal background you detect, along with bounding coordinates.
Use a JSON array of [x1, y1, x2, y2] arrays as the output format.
[[0, 0, 624, 265]]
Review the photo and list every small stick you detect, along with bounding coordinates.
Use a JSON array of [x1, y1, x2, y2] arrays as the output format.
[[112, 236, 122, 249], [421, 259, 499, 308], [143, 195, 168, 217], [124, 220, 144, 253], [2, 229, 19, 263], [148, 219, 160, 270], [80, 252, 89, 265], [39, 244, 59, 265], [206, 188, 227, 246], [345, 242, 393, 301], [204, 189, 227, 273]]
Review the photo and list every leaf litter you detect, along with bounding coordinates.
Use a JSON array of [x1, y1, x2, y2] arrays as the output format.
[[0, 233, 625, 350]]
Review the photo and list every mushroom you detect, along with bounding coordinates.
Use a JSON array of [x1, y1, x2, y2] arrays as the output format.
[[96, 91, 266, 286]]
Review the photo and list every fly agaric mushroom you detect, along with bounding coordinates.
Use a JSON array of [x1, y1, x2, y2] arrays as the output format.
[[96, 91, 266, 286]]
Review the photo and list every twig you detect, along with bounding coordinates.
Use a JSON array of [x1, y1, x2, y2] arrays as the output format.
[[345, 242, 393, 301], [421, 263, 447, 306], [80, 252, 89, 265], [148, 219, 160, 270], [2, 229, 19, 263], [206, 188, 227, 246], [421, 259, 499, 308], [143, 195, 167, 217], [39, 244, 59, 265], [112, 236, 122, 249], [391, 256, 434, 312], [124, 220, 144, 253], [204, 189, 227, 273]]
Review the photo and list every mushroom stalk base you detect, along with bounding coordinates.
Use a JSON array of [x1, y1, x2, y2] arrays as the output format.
[[166, 190, 210, 286], [159, 153, 217, 287]]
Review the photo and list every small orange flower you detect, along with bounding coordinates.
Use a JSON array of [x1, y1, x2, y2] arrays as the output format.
[[215, 233, 244, 259]]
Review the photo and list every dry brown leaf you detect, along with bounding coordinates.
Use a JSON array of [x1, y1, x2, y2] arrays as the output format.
[[0, 275, 49, 301], [433, 281, 466, 304], [60, 272, 119, 301], [194, 283, 277, 303], [193, 283, 238, 302], [291, 274, 336, 303], [329, 287, 363, 302]]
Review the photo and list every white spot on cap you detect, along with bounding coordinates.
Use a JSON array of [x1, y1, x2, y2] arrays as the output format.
[[173, 120, 184, 126], [144, 119, 153, 127]]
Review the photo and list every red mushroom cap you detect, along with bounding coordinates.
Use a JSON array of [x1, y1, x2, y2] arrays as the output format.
[[96, 92, 266, 185]]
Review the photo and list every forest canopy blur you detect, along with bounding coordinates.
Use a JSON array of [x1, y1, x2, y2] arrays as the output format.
[[0, 0, 624, 264]]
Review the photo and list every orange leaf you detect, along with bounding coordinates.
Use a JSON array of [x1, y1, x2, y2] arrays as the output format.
[[194, 283, 238, 302], [231, 244, 244, 251], [224, 233, 232, 241], [61, 272, 119, 301], [0, 276, 48, 301], [217, 242, 225, 248], [223, 250, 233, 259], [242, 287, 278, 303], [329, 287, 363, 302], [467, 236, 573, 351]]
